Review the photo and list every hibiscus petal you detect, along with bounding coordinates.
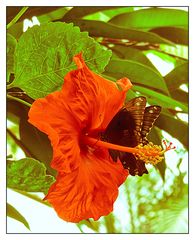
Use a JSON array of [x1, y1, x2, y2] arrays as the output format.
[[45, 148, 128, 222], [62, 53, 132, 132], [28, 91, 81, 172]]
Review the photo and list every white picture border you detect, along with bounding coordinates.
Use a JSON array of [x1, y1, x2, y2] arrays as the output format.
[[1, 0, 194, 239]]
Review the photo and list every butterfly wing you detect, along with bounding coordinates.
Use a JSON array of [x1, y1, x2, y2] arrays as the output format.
[[141, 105, 161, 145], [118, 152, 148, 176], [124, 103, 161, 175], [104, 96, 146, 148], [125, 96, 146, 143], [104, 97, 148, 176], [104, 108, 135, 161], [120, 97, 149, 176], [103, 96, 161, 176]]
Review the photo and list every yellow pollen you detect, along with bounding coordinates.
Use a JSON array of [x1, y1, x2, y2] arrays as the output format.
[[135, 140, 176, 165]]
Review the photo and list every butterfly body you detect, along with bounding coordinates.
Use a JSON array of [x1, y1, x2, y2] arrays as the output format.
[[102, 96, 161, 176]]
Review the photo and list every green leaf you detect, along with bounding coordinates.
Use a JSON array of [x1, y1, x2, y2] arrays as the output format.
[[7, 21, 23, 40], [102, 7, 135, 19], [81, 7, 134, 22], [160, 44, 188, 59], [78, 219, 100, 233], [150, 27, 188, 45], [155, 113, 188, 149], [7, 158, 55, 193], [84, 12, 109, 22], [7, 33, 17, 81], [111, 45, 160, 73], [125, 89, 137, 100], [104, 59, 169, 95], [62, 7, 122, 21], [109, 8, 188, 30], [165, 62, 188, 103], [7, 203, 30, 230], [82, 7, 135, 21], [12, 22, 112, 99], [104, 213, 117, 233], [165, 62, 188, 90], [37, 7, 69, 24], [71, 19, 173, 44], [132, 85, 188, 113]]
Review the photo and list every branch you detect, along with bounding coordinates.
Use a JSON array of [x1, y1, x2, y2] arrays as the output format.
[[7, 94, 32, 108], [7, 129, 34, 157], [7, 7, 29, 29]]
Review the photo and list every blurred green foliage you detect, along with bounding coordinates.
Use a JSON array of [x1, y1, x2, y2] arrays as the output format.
[[7, 6, 188, 233]]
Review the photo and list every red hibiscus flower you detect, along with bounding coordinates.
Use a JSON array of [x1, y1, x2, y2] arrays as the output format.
[[28, 53, 174, 223], [28, 53, 132, 222]]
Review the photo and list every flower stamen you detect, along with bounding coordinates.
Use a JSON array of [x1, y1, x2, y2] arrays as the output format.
[[82, 136, 176, 165], [135, 140, 176, 165]]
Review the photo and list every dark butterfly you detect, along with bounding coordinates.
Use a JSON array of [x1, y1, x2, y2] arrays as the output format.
[[102, 96, 161, 176]]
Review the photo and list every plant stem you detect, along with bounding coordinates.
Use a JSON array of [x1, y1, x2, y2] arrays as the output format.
[[6, 83, 14, 89], [11, 188, 51, 207], [7, 7, 29, 29], [7, 94, 32, 108], [7, 129, 33, 157], [99, 37, 187, 61]]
